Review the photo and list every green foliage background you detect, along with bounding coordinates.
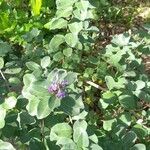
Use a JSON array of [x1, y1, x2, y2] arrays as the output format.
[[0, 0, 150, 149]]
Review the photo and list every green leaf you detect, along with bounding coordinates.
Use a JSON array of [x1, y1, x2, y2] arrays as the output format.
[[41, 56, 51, 68], [28, 81, 50, 99], [130, 144, 146, 150], [123, 71, 136, 77], [98, 98, 109, 109], [0, 140, 15, 150], [56, 138, 77, 149], [99, 91, 117, 109], [132, 124, 148, 139], [119, 94, 137, 109], [56, 7, 73, 18], [56, 0, 77, 9], [111, 33, 130, 47], [23, 74, 36, 86], [2, 96, 17, 110], [65, 33, 78, 47], [0, 106, 6, 129], [29, 138, 45, 150], [103, 118, 117, 131], [64, 72, 78, 84], [107, 76, 126, 90], [122, 131, 137, 149], [37, 96, 59, 119], [2, 124, 17, 138], [63, 48, 73, 57], [118, 112, 132, 126], [135, 80, 145, 90], [0, 57, 4, 69], [26, 96, 40, 116], [73, 120, 89, 148], [22, 28, 40, 42], [8, 77, 21, 85], [26, 61, 41, 71], [90, 144, 103, 150], [49, 34, 65, 53], [105, 76, 115, 90], [134, 90, 150, 102], [72, 111, 88, 120], [102, 91, 117, 104], [0, 41, 11, 57], [53, 52, 64, 61], [47, 68, 67, 83], [20, 128, 41, 143], [59, 94, 84, 116], [73, 8, 93, 21], [111, 125, 126, 140], [68, 22, 83, 35], [50, 123, 72, 141], [4, 67, 21, 74], [76, 0, 93, 10], [17, 111, 36, 126], [44, 18, 68, 30]]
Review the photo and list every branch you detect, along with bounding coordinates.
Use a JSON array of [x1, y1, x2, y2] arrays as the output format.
[[85, 80, 107, 91]]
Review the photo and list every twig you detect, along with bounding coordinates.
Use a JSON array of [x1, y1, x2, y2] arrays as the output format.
[[0, 70, 10, 91], [85, 81, 107, 91]]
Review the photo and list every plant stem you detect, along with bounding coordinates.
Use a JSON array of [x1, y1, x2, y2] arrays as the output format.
[[41, 119, 45, 142], [0, 69, 10, 91]]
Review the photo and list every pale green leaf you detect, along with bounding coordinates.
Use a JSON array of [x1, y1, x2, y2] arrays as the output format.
[[56, 7, 73, 18], [63, 48, 73, 57], [0, 140, 16, 150], [135, 80, 145, 90], [111, 33, 130, 47], [0, 106, 6, 129], [49, 34, 65, 52], [90, 144, 103, 150], [103, 119, 117, 131], [53, 52, 64, 61], [41, 56, 51, 68], [65, 33, 78, 47], [26, 61, 40, 71], [50, 123, 72, 141], [56, 0, 77, 9], [73, 120, 89, 148], [68, 22, 83, 35], [37, 96, 59, 119], [118, 112, 132, 126], [130, 144, 146, 150], [44, 18, 67, 30], [3, 96, 17, 110]]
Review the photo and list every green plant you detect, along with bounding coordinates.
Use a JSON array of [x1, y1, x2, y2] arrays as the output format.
[[0, 0, 150, 150]]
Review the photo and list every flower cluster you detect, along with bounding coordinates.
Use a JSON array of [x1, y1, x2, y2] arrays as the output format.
[[48, 80, 68, 98]]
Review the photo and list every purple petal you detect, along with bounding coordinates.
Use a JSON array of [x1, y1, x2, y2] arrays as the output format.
[[61, 80, 68, 87], [48, 82, 58, 93], [51, 83, 58, 91], [56, 90, 66, 98], [48, 86, 54, 93]]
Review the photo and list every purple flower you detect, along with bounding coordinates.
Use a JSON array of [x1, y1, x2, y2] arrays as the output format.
[[48, 80, 68, 99], [60, 80, 68, 87], [56, 90, 66, 98], [48, 82, 58, 93]]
